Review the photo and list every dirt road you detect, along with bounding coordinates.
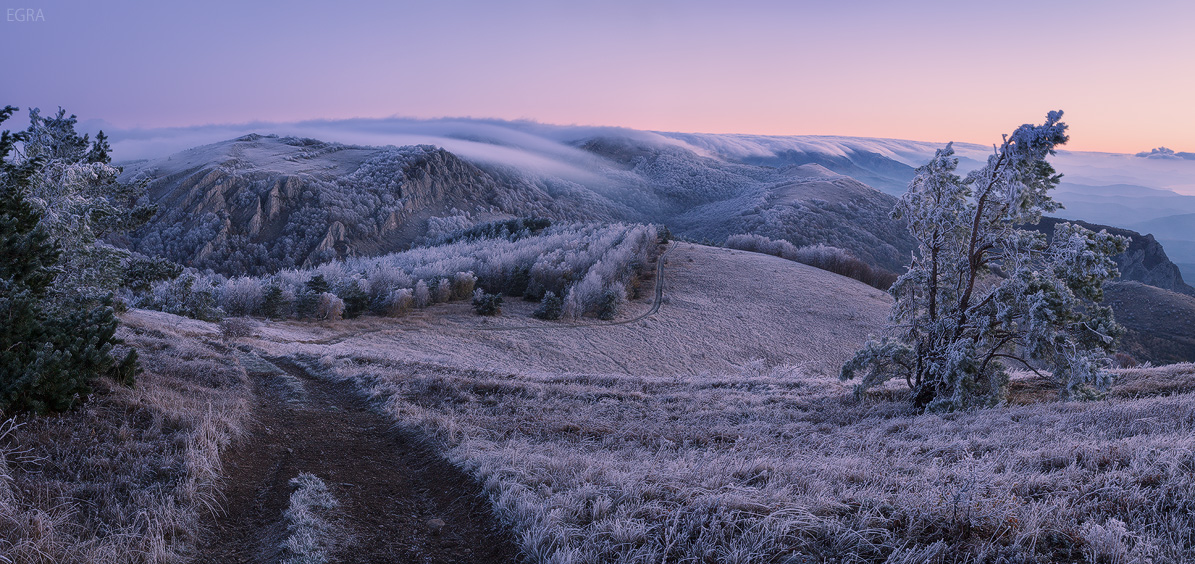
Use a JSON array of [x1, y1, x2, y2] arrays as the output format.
[[196, 353, 521, 563]]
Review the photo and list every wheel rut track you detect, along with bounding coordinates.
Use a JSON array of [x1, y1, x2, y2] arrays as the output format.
[[197, 355, 521, 563]]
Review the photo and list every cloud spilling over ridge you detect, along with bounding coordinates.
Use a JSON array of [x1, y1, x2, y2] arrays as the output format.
[[107, 117, 1195, 197]]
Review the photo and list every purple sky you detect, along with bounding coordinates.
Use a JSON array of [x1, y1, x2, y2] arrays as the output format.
[[2, 0, 1193, 153]]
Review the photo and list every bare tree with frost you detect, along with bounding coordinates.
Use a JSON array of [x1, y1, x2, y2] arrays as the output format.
[[841, 112, 1128, 411]]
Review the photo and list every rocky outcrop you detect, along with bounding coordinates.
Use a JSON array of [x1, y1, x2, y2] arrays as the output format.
[[1034, 217, 1195, 296]]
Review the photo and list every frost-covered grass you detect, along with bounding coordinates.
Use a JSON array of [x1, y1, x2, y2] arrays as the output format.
[[281, 472, 341, 564], [725, 233, 898, 290], [136, 221, 661, 322], [309, 354, 1195, 563], [0, 312, 251, 563]]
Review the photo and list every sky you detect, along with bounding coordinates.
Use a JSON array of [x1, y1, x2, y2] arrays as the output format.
[[2, 0, 1193, 154]]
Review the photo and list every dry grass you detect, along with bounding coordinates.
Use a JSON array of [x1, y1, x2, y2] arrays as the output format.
[[0, 312, 251, 563], [306, 356, 1195, 563]]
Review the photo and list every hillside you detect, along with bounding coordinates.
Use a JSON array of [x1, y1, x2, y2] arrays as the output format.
[[12, 240, 1195, 562], [253, 242, 893, 378], [1132, 212, 1195, 283], [1105, 281, 1195, 364], [189, 242, 1195, 562]]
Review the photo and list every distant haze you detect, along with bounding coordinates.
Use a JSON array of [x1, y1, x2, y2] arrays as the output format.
[[2, 0, 1193, 154]]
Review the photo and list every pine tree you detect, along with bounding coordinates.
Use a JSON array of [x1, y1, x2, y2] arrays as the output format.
[[86, 130, 112, 164], [0, 106, 137, 414], [841, 112, 1127, 411]]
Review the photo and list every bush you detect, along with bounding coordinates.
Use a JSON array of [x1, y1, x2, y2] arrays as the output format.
[[220, 277, 263, 316], [315, 292, 344, 320], [433, 277, 451, 303], [533, 291, 563, 320], [219, 317, 254, 340], [381, 288, 413, 317], [472, 289, 503, 316], [143, 274, 222, 321], [595, 287, 625, 320], [725, 234, 898, 290], [414, 280, 430, 308], [450, 271, 476, 301]]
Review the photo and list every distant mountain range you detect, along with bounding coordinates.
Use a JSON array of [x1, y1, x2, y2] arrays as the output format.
[[120, 132, 920, 276]]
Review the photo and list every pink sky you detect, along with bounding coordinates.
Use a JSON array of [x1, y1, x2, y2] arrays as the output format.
[[2, 0, 1193, 153]]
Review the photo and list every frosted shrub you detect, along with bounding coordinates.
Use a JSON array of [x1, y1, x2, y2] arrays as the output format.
[[135, 222, 662, 322], [381, 288, 414, 317], [434, 277, 451, 303], [141, 273, 222, 321], [451, 271, 477, 300], [315, 293, 344, 321], [472, 288, 503, 316], [367, 265, 412, 300], [533, 291, 563, 320], [595, 286, 626, 320], [220, 276, 264, 316], [334, 279, 369, 318], [219, 317, 254, 340], [726, 234, 897, 290], [414, 280, 431, 308]]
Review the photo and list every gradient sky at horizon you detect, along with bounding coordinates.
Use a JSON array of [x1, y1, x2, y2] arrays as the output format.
[[2, 0, 1192, 153]]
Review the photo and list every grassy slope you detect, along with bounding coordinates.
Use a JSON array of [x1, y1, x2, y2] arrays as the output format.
[[62, 243, 1195, 562], [1105, 281, 1195, 364], [227, 242, 1195, 562], [0, 311, 251, 563], [255, 243, 894, 379]]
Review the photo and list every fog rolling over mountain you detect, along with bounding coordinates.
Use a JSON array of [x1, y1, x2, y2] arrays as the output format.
[[122, 129, 920, 276]]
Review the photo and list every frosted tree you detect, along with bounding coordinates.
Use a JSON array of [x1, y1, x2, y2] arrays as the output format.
[[19, 107, 165, 307], [841, 112, 1127, 411]]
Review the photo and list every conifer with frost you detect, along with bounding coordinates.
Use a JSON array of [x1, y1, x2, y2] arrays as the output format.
[[20, 107, 170, 307], [0, 106, 137, 413], [841, 112, 1127, 411]]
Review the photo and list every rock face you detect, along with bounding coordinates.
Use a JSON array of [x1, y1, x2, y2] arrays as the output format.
[[123, 135, 578, 275], [1034, 217, 1195, 296]]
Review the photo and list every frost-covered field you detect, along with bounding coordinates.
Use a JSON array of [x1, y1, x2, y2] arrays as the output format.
[[231, 243, 1195, 562], [310, 357, 1195, 563]]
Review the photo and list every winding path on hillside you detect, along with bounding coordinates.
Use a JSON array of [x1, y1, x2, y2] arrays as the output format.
[[196, 354, 520, 564]]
